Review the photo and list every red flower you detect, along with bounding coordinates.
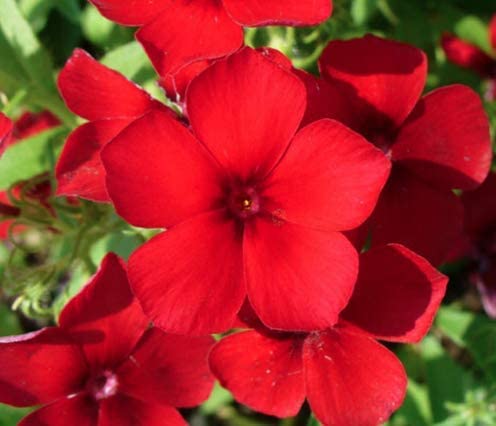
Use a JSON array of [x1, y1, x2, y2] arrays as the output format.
[[0, 112, 13, 156], [302, 34, 492, 264], [210, 244, 448, 426], [56, 49, 170, 202], [88, 0, 332, 88], [0, 253, 214, 425], [441, 15, 496, 101], [101, 48, 391, 335]]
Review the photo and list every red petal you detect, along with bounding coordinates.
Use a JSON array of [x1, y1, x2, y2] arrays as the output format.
[[102, 108, 223, 228], [56, 119, 131, 202], [128, 211, 245, 335], [88, 0, 169, 25], [209, 330, 305, 418], [244, 219, 358, 331], [186, 47, 306, 181], [392, 85, 492, 191], [159, 60, 210, 103], [0, 113, 13, 156], [137, 0, 243, 76], [99, 395, 186, 426], [19, 395, 97, 426], [117, 328, 214, 407], [319, 35, 427, 133], [342, 244, 448, 343], [58, 49, 155, 121], [263, 119, 390, 232], [59, 253, 148, 370], [441, 33, 495, 76], [462, 172, 496, 238], [223, 0, 331, 26], [0, 328, 87, 407], [490, 15, 496, 51], [370, 166, 463, 265], [303, 327, 407, 426]]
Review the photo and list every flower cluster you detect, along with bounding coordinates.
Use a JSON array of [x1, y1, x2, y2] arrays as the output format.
[[0, 2, 494, 426]]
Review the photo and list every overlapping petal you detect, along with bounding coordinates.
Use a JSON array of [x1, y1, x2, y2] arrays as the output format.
[[342, 244, 448, 343], [58, 49, 156, 121], [137, 0, 243, 76], [244, 219, 358, 331], [56, 119, 132, 202], [209, 330, 306, 417], [59, 253, 148, 369], [303, 327, 407, 426], [223, 0, 332, 26], [263, 119, 390, 232], [187, 47, 306, 180], [490, 14, 496, 51], [128, 211, 245, 335], [117, 329, 214, 407], [0, 328, 87, 407], [319, 35, 427, 133], [88, 0, 170, 25], [0, 113, 12, 156], [102, 109, 223, 228], [392, 85, 492, 191]]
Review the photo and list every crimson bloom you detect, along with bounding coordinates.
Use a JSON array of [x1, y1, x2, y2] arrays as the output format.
[[0, 112, 13, 157], [88, 0, 332, 89], [441, 15, 496, 101], [301, 34, 492, 265], [56, 49, 169, 202], [101, 48, 390, 335], [210, 244, 448, 426], [0, 253, 214, 425]]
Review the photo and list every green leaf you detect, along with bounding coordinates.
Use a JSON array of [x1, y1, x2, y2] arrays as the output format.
[[455, 16, 492, 54], [55, 0, 81, 24], [200, 382, 233, 415], [19, 0, 55, 33], [0, 303, 22, 336], [90, 231, 144, 265], [307, 414, 320, 426], [390, 380, 432, 426], [0, 127, 66, 189], [351, 0, 379, 26], [0, 405, 30, 426]]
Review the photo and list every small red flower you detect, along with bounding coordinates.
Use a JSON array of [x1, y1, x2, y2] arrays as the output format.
[[101, 48, 391, 335], [56, 49, 170, 202], [0, 253, 215, 425], [302, 34, 492, 264], [0, 112, 13, 157], [88, 0, 332, 87], [441, 15, 496, 101], [210, 244, 448, 426]]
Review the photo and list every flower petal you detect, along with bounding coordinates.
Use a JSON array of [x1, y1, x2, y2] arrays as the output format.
[[244, 219, 358, 331], [0, 113, 13, 156], [58, 49, 156, 121], [0, 328, 87, 407], [223, 0, 332, 26], [159, 60, 210, 103], [392, 85, 492, 191], [59, 253, 148, 370], [186, 47, 306, 181], [263, 119, 390, 232], [490, 14, 496, 51], [101, 108, 223, 228], [128, 211, 245, 335], [441, 33, 495, 76], [303, 327, 407, 426], [462, 172, 496, 238], [88, 0, 169, 25], [209, 330, 305, 418], [137, 0, 243, 76], [342, 244, 448, 343], [117, 328, 214, 407], [319, 35, 427, 133], [98, 395, 186, 426], [56, 119, 131, 202], [370, 166, 463, 265], [19, 395, 97, 426]]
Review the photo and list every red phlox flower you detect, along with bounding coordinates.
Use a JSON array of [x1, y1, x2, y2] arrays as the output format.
[[0, 253, 215, 425], [0, 112, 13, 157], [301, 34, 492, 264], [88, 0, 332, 93], [101, 47, 391, 335], [56, 49, 172, 202], [210, 244, 448, 426], [441, 15, 496, 101]]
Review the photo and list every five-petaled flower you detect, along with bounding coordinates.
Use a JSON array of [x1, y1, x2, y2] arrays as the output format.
[[441, 15, 496, 101], [210, 244, 448, 426], [0, 253, 214, 425], [101, 47, 391, 335], [300, 34, 492, 265]]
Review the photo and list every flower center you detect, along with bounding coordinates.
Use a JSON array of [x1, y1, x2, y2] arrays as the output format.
[[227, 186, 261, 220], [86, 370, 118, 401]]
